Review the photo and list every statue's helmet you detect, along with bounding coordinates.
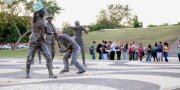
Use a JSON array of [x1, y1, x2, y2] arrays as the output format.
[[33, 0, 44, 12], [33, 0, 49, 17]]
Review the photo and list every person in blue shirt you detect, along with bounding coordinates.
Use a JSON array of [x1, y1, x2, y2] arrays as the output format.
[[90, 41, 96, 60], [152, 43, 158, 62], [157, 42, 163, 62]]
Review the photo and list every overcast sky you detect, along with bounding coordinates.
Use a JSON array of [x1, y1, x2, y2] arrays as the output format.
[[53, 0, 180, 28]]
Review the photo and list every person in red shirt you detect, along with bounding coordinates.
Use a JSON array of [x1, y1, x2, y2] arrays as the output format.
[[138, 43, 144, 61], [128, 43, 134, 61]]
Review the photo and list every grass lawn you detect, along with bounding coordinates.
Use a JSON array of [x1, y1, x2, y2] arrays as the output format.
[[0, 48, 94, 60], [0, 48, 28, 58], [84, 26, 180, 47], [0, 26, 180, 58]]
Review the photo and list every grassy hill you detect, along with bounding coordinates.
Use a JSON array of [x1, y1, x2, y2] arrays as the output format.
[[0, 26, 180, 58], [84, 26, 180, 51]]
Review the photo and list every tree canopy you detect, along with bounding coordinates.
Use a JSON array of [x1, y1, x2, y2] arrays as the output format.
[[89, 4, 134, 31], [0, 0, 62, 48]]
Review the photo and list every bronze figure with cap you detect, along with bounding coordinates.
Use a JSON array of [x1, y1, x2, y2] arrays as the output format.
[[26, 1, 57, 78]]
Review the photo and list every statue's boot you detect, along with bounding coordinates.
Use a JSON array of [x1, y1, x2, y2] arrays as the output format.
[[26, 57, 31, 78], [46, 62, 57, 78]]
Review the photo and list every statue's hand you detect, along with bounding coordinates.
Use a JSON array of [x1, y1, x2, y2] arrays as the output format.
[[59, 49, 67, 53]]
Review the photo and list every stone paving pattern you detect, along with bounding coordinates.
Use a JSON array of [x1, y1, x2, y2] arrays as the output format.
[[0, 57, 180, 90]]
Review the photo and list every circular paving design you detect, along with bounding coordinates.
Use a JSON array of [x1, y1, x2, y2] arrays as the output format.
[[0, 58, 180, 90]]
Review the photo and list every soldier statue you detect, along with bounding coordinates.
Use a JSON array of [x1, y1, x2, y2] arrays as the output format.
[[31, 48, 41, 64], [56, 31, 86, 74], [26, 8, 57, 78], [45, 15, 56, 61], [70, 21, 88, 66]]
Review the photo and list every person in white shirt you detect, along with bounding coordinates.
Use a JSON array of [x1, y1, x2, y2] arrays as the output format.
[[110, 41, 116, 60]]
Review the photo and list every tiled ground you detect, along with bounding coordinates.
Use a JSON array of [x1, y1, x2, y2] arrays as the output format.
[[0, 57, 180, 90]]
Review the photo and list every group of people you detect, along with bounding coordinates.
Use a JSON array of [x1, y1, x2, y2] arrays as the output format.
[[26, 4, 88, 78], [147, 42, 169, 62], [89, 40, 178, 62]]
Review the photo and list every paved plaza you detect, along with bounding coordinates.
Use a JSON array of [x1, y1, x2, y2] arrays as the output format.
[[0, 57, 180, 90]]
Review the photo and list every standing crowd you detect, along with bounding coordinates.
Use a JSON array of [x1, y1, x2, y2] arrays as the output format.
[[90, 40, 180, 62]]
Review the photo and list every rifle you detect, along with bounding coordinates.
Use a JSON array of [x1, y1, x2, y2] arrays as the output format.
[[50, 24, 68, 53], [50, 23, 61, 48]]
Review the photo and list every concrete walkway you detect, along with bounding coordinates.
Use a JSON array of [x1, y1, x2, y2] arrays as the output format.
[[0, 58, 180, 90]]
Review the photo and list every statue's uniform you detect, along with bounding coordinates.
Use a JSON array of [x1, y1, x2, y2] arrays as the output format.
[[46, 22, 55, 60], [71, 26, 88, 65], [58, 34, 85, 72], [26, 17, 56, 78], [31, 48, 41, 64]]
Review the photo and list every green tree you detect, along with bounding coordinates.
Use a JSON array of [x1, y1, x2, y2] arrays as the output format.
[[107, 4, 131, 28], [132, 15, 142, 28], [90, 4, 133, 31], [148, 24, 158, 27], [160, 23, 169, 26], [177, 22, 180, 25], [0, 0, 62, 49], [0, 12, 31, 45], [62, 22, 74, 36], [97, 9, 112, 28], [44, 1, 63, 16], [0, 12, 6, 43], [25, 0, 63, 16]]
